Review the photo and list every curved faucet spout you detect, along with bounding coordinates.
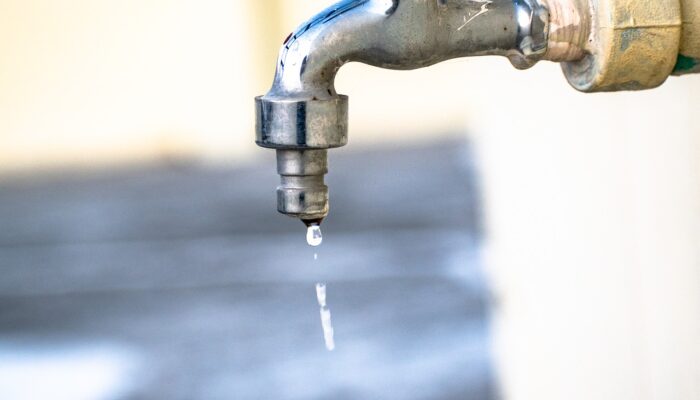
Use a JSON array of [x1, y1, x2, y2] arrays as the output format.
[[255, 0, 582, 222], [267, 0, 548, 101]]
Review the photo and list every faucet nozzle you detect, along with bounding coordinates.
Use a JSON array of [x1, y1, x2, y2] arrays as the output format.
[[275, 149, 329, 222]]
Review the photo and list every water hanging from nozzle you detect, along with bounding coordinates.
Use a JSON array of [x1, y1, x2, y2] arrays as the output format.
[[306, 224, 323, 247]]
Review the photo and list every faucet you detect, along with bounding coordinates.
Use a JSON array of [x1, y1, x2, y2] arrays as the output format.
[[255, 0, 697, 225]]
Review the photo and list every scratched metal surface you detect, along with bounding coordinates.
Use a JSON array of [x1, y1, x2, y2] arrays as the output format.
[[0, 141, 495, 400]]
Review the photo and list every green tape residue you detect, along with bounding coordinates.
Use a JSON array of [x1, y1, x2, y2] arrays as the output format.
[[674, 54, 699, 74]]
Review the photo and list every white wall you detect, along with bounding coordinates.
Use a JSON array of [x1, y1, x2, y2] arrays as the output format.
[[468, 59, 700, 400]]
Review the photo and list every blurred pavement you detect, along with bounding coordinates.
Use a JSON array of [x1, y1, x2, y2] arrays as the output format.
[[0, 141, 494, 400]]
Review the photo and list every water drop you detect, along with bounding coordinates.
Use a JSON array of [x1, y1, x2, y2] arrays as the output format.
[[316, 283, 327, 307], [306, 224, 323, 247], [315, 283, 335, 351], [319, 305, 335, 351]]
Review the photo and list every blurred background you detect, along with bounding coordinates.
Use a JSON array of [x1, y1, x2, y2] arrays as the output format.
[[0, 1, 699, 399]]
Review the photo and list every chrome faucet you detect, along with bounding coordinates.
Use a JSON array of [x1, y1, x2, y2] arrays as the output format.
[[255, 0, 589, 225]]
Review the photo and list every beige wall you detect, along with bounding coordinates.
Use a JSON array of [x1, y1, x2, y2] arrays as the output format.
[[0, 0, 264, 172], [0, 0, 470, 173]]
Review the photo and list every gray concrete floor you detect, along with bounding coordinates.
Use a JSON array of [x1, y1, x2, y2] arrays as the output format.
[[0, 141, 495, 400]]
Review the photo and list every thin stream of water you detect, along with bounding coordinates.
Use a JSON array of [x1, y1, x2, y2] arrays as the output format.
[[307, 224, 335, 351], [316, 283, 335, 351]]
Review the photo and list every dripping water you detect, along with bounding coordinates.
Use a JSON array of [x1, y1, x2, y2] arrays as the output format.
[[306, 223, 334, 351], [316, 283, 335, 351], [306, 224, 323, 246]]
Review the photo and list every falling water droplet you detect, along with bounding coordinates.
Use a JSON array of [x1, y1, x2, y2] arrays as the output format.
[[320, 306, 335, 351], [315, 283, 335, 351], [306, 224, 323, 247], [308, 228, 332, 350], [316, 283, 327, 307]]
